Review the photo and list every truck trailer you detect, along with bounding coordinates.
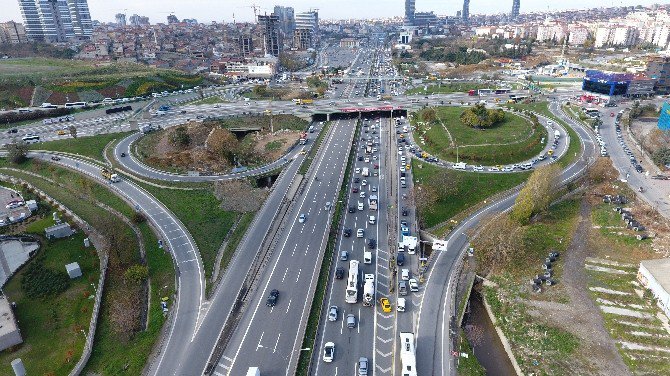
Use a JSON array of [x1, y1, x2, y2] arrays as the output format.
[[363, 274, 375, 306]]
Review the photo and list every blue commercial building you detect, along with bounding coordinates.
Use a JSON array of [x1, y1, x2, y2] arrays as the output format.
[[582, 70, 656, 98]]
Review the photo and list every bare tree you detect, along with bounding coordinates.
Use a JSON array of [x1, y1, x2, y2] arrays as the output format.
[[471, 214, 524, 273]]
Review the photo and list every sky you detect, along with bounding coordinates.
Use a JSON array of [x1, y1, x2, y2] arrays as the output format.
[[0, 0, 663, 24]]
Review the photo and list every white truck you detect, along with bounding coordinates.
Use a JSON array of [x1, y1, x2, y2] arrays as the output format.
[[363, 274, 375, 306], [362, 167, 370, 177], [368, 195, 378, 211], [364, 250, 372, 264], [554, 130, 561, 139], [453, 162, 467, 170], [246, 367, 260, 376]]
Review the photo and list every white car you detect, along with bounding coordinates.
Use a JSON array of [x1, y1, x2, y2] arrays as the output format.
[[489, 167, 500, 172], [401, 268, 410, 281], [355, 167, 361, 174], [409, 278, 419, 292], [299, 214, 306, 223], [473, 165, 484, 172], [502, 166, 514, 172], [359, 191, 366, 198], [323, 342, 335, 363], [361, 180, 367, 186], [328, 306, 338, 322]]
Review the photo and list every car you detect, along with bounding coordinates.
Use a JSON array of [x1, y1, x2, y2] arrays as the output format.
[[299, 214, 306, 223], [401, 268, 410, 280], [635, 165, 644, 173], [489, 166, 500, 172], [340, 251, 349, 261], [379, 298, 392, 313], [5, 201, 23, 209], [161, 301, 168, 312], [409, 278, 419, 292], [325, 202, 331, 211], [349, 205, 356, 213], [7, 128, 17, 134], [367, 238, 376, 249], [328, 306, 338, 321], [323, 342, 335, 363], [359, 191, 366, 199], [50, 155, 61, 161], [352, 186, 359, 193], [397, 252, 405, 266], [347, 313, 356, 329], [358, 155, 364, 161], [358, 357, 369, 375], [357, 228, 364, 238], [361, 180, 367, 186], [354, 177, 360, 183], [401, 207, 408, 216], [120, 152, 126, 157], [355, 167, 361, 174], [335, 267, 345, 279], [344, 228, 352, 237], [266, 289, 279, 307], [56, 129, 67, 135]]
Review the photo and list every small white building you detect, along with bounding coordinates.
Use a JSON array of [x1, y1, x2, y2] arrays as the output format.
[[0, 295, 22, 351], [65, 262, 82, 279], [638, 258, 670, 319]]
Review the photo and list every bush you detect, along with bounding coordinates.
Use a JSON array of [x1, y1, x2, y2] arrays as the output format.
[[169, 126, 190, 148], [123, 264, 149, 285], [7, 141, 28, 164], [460, 104, 506, 128], [21, 258, 70, 298], [131, 212, 146, 224]]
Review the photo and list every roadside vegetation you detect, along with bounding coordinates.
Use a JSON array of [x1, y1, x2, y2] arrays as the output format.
[[299, 121, 331, 175], [405, 82, 489, 95], [0, 158, 174, 375], [413, 106, 546, 166], [134, 115, 307, 174], [29, 131, 132, 162]]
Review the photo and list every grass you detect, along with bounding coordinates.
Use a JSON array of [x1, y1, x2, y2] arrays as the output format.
[[218, 212, 255, 276], [457, 330, 486, 376], [0, 158, 175, 375], [414, 106, 546, 165], [30, 132, 133, 162], [406, 82, 490, 95], [296, 121, 358, 375], [299, 121, 331, 175], [138, 183, 236, 281], [0, 230, 99, 376], [190, 96, 225, 105], [412, 160, 530, 230]]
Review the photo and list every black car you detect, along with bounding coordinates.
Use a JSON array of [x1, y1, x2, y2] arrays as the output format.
[[266, 289, 279, 307], [367, 238, 376, 249], [50, 155, 61, 161], [358, 156, 364, 161], [7, 128, 17, 134], [402, 207, 408, 216], [635, 165, 644, 173], [120, 152, 126, 157], [397, 253, 405, 266], [343, 228, 352, 237], [348, 206, 356, 213], [335, 267, 345, 279], [354, 177, 360, 183]]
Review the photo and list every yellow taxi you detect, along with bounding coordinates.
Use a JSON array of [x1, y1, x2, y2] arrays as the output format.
[[300, 148, 307, 155], [379, 297, 392, 313], [56, 129, 67, 135], [406, 164, 411, 170], [547, 149, 554, 156]]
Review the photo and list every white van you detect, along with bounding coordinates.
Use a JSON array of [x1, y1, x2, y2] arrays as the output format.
[[358, 201, 364, 211], [369, 215, 376, 225], [364, 251, 372, 264], [397, 297, 406, 312]]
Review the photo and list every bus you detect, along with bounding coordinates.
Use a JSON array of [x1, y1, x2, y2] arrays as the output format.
[[508, 94, 529, 103], [495, 88, 512, 95], [478, 89, 493, 95], [399, 332, 417, 376], [21, 135, 40, 144], [345, 260, 359, 304], [64, 102, 87, 108]]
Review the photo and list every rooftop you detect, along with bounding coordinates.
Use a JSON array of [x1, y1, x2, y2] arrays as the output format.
[[0, 295, 19, 337], [640, 258, 670, 293]]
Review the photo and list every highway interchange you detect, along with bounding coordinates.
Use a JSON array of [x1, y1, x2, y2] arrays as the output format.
[[1, 43, 630, 376]]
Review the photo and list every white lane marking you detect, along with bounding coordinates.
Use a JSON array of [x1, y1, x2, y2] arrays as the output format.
[[273, 333, 282, 353], [256, 331, 265, 351]]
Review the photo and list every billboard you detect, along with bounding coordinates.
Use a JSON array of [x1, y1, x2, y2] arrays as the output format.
[[658, 102, 670, 131]]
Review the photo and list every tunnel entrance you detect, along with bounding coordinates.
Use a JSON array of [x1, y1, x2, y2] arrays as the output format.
[[255, 173, 280, 188]]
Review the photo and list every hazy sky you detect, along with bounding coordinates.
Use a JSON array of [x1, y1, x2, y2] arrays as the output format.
[[0, 0, 663, 24]]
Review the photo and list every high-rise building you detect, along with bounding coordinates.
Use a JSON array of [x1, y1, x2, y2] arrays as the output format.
[[0, 21, 28, 44], [18, 0, 91, 42], [405, 0, 415, 26], [462, 0, 470, 22], [258, 14, 282, 56], [115, 13, 126, 27], [511, 0, 520, 20], [67, 0, 92, 38], [295, 10, 318, 48], [129, 14, 150, 26], [167, 14, 179, 24], [238, 33, 253, 56], [273, 5, 295, 39]]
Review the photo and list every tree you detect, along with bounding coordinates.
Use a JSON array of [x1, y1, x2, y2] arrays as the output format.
[[588, 157, 618, 184], [206, 127, 239, 164], [460, 104, 505, 129], [510, 164, 561, 224], [124, 264, 149, 285], [169, 126, 190, 148], [68, 125, 77, 139], [421, 108, 437, 123], [7, 140, 28, 164], [252, 85, 268, 98], [471, 214, 525, 273]]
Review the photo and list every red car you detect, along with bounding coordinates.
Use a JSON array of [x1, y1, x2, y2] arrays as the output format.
[[374, 164, 379, 169], [352, 186, 359, 193]]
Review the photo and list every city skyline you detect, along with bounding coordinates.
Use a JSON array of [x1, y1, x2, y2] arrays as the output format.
[[0, 0, 665, 24]]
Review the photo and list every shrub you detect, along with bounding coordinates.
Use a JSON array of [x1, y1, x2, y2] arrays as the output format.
[[460, 104, 505, 128], [169, 126, 190, 148], [21, 258, 70, 298]]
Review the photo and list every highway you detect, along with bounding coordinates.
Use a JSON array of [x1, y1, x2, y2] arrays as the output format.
[[211, 118, 357, 375]]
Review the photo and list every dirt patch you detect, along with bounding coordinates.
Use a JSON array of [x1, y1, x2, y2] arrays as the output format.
[[526, 199, 630, 376], [213, 180, 269, 213]]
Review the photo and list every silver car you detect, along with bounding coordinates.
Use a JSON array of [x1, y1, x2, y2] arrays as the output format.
[[328, 306, 338, 322], [358, 357, 368, 375]]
